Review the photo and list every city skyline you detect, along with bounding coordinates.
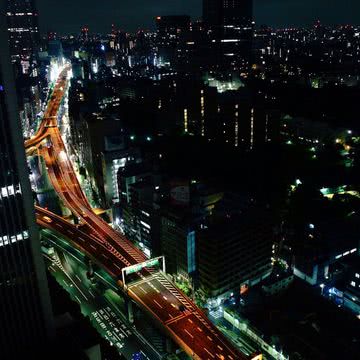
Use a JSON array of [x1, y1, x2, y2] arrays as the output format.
[[0, 1, 53, 357], [36, 0, 360, 34], [1, 0, 359, 359]]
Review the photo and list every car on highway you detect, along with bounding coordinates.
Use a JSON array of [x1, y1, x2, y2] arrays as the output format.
[[42, 216, 52, 223]]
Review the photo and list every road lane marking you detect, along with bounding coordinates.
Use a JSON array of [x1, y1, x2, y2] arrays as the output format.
[[197, 327, 203, 332], [184, 329, 193, 338], [188, 318, 193, 324], [138, 286, 147, 294], [153, 300, 163, 309], [217, 345, 223, 351], [207, 336, 213, 341], [165, 312, 190, 326], [204, 348, 215, 358]]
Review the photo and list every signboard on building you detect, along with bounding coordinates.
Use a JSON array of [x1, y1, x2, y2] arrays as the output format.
[[125, 258, 160, 275], [121, 256, 166, 287], [170, 180, 190, 206], [240, 283, 249, 295]]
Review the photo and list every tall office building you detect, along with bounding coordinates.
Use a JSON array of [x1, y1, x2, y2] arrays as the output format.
[[156, 15, 191, 36], [203, 0, 253, 28], [198, 207, 273, 298], [6, 0, 40, 75], [202, 0, 254, 69], [6, 0, 42, 136], [0, 6, 53, 357]]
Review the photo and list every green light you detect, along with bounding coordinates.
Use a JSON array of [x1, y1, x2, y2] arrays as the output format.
[[320, 187, 329, 195], [125, 259, 159, 275]]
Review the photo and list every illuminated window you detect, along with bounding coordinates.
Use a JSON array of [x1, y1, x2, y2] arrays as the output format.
[[0, 184, 21, 199], [250, 108, 254, 150], [200, 90, 205, 136], [140, 221, 150, 229], [0, 231, 28, 247], [184, 108, 188, 133]]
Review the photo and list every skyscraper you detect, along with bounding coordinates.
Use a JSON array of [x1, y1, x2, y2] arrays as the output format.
[[6, 0, 40, 75], [0, 5, 53, 357], [203, 0, 253, 28], [6, 0, 42, 136], [202, 0, 254, 68]]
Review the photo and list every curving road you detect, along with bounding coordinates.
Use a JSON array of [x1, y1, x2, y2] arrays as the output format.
[[28, 67, 251, 360]]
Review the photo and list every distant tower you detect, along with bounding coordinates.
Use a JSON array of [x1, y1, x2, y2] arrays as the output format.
[[6, 0, 40, 75], [203, 0, 254, 67], [203, 0, 253, 28], [80, 26, 89, 42], [0, 5, 54, 357], [6, 0, 42, 137]]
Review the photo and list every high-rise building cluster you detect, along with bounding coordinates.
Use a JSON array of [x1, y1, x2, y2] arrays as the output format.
[[0, 3, 53, 356], [1, 0, 360, 359], [6, 0, 42, 136]]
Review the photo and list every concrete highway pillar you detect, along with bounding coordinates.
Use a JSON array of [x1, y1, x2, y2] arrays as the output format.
[[165, 337, 173, 354], [324, 264, 329, 279], [85, 257, 94, 279], [126, 299, 134, 324]]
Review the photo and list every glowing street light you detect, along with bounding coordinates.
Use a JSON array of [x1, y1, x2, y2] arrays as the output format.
[[59, 150, 67, 162]]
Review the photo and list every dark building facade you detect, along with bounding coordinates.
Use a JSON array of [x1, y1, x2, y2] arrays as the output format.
[[198, 208, 273, 298], [156, 15, 191, 36], [202, 0, 253, 68], [6, 0, 42, 136], [0, 8, 53, 357], [6, 0, 40, 75], [203, 0, 253, 28]]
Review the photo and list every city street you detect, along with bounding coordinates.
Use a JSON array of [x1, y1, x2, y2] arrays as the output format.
[[42, 229, 162, 360], [27, 68, 247, 360]]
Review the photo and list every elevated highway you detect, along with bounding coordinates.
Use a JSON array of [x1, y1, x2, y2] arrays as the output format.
[[28, 67, 252, 360]]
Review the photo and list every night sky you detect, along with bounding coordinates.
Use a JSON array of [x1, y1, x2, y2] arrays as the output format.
[[36, 0, 359, 34]]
